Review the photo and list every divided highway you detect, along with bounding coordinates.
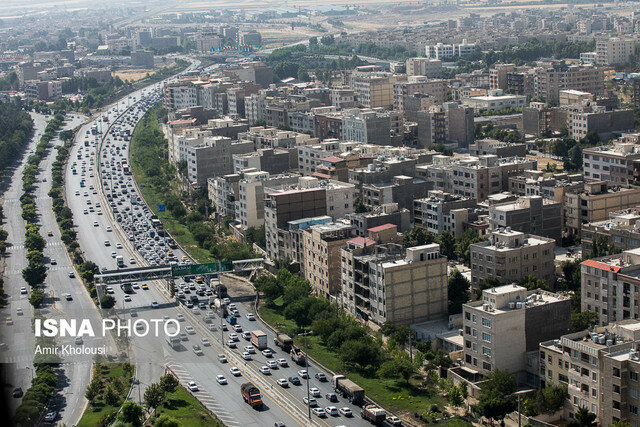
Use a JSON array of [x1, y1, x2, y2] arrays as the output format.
[[63, 64, 372, 425]]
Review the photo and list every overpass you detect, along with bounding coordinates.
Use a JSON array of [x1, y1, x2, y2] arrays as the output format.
[[95, 258, 264, 285]]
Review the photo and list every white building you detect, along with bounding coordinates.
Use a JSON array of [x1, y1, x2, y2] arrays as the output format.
[[596, 37, 638, 65], [462, 89, 526, 113]]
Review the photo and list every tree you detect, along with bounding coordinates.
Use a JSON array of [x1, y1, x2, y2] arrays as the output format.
[[23, 262, 46, 287], [159, 374, 179, 393], [448, 270, 471, 315], [475, 369, 517, 423], [143, 382, 165, 415], [377, 355, 416, 384], [154, 415, 180, 427], [448, 385, 464, 407], [437, 231, 456, 259], [518, 275, 549, 291], [28, 288, 44, 308], [566, 407, 597, 427], [100, 295, 116, 309], [340, 339, 383, 370], [536, 384, 568, 415], [24, 232, 46, 252], [118, 400, 144, 427], [103, 383, 120, 406], [587, 234, 617, 258], [85, 377, 101, 403], [565, 145, 583, 171], [354, 197, 367, 213], [571, 311, 598, 332], [403, 226, 434, 247], [455, 230, 485, 265]]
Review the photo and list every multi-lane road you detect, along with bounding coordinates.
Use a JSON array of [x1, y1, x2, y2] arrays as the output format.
[[61, 64, 373, 425]]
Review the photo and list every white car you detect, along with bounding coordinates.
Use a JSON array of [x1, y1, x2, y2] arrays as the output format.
[[277, 358, 288, 367], [266, 360, 278, 369], [277, 378, 289, 388], [261, 349, 273, 358], [230, 366, 241, 376], [185, 326, 195, 334], [124, 295, 131, 302], [176, 314, 184, 321], [325, 406, 339, 416], [244, 345, 255, 354], [312, 408, 326, 418], [16, 308, 23, 316], [201, 338, 210, 346], [106, 226, 112, 232], [298, 369, 308, 379], [310, 387, 321, 397], [241, 351, 252, 360], [20, 287, 27, 295], [229, 333, 239, 341], [115, 243, 122, 249], [216, 375, 227, 385], [187, 381, 198, 392], [259, 366, 271, 375], [246, 313, 255, 321], [339, 407, 353, 417]]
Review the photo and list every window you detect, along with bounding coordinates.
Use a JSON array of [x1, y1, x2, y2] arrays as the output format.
[[482, 347, 491, 357], [631, 371, 638, 382], [482, 318, 491, 328], [592, 388, 597, 398], [630, 389, 638, 399], [630, 405, 638, 415], [483, 362, 492, 371], [482, 332, 492, 342], [472, 314, 477, 324], [472, 329, 477, 337]]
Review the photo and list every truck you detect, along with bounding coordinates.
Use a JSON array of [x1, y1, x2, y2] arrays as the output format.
[[250, 330, 268, 350], [116, 255, 124, 268], [332, 375, 365, 405], [214, 298, 228, 317], [120, 283, 133, 293], [225, 315, 236, 325], [240, 382, 263, 409], [274, 333, 293, 352], [215, 284, 228, 298], [165, 323, 180, 349], [290, 345, 306, 366], [361, 405, 386, 425]]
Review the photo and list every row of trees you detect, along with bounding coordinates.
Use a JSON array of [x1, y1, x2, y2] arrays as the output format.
[[21, 113, 65, 307], [0, 102, 34, 177], [12, 365, 58, 425]]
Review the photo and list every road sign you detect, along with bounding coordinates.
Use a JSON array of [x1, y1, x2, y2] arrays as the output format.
[[158, 203, 165, 212]]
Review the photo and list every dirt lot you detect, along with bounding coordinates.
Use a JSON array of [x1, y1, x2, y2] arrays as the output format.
[[112, 69, 154, 83]]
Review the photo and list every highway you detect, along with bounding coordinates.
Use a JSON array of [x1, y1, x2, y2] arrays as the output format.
[[63, 63, 372, 425], [0, 113, 110, 425]]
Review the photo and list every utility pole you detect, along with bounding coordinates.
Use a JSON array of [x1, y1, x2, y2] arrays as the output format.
[[298, 330, 312, 420]]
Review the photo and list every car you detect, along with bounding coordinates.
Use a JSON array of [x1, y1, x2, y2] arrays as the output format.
[[68, 271, 75, 278], [47, 230, 53, 236], [259, 366, 271, 375], [141, 283, 149, 290], [221, 324, 228, 331], [50, 259, 57, 265], [298, 369, 308, 379], [241, 351, 252, 360], [64, 293, 72, 301], [339, 407, 353, 417], [75, 337, 83, 345], [229, 333, 239, 341], [216, 375, 227, 385], [185, 326, 195, 334], [200, 337, 210, 347], [246, 313, 255, 321], [288, 376, 301, 385], [5, 317, 12, 325], [241, 331, 251, 340], [106, 226, 112, 232], [315, 372, 327, 382], [310, 387, 321, 397], [244, 345, 256, 354], [150, 301, 159, 309], [233, 324, 242, 332], [110, 251, 117, 258], [179, 333, 188, 341], [226, 340, 236, 348], [262, 349, 273, 358], [20, 287, 27, 294], [187, 381, 198, 391], [43, 412, 57, 422], [276, 358, 289, 367], [266, 360, 278, 369], [124, 295, 131, 302], [105, 286, 114, 294], [230, 366, 241, 376], [104, 240, 110, 246], [193, 345, 203, 356], [116, 243, 122, 249], [217, 354, 227, 363], [387, 415, 402, 426], [12, 387, 23, 398], [93, 221, 99, 227], [325, 406, 339, 417], [303, 397, 318, 407], [325, 392, 338, 402]]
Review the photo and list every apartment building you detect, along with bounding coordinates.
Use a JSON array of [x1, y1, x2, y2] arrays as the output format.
[[208, 173, 240, 219], [415, 103, 475, 149], [425, 40, 477, 60], [470, 228, 556, 287], [235, 171, 300, 229], [564, 181, 640, 238], [347, 203, 411, 236], [393, 77, 447, 111], [596, 37, 638, 65], [298, 140, 341, 176], [582, 207, 640, 254], [302, 222, 354, 297], [232, 148, 292, 175], [361, 175, 430, 213], [341, 241, 448, 325], [462, 89, 526, 113], [533, 63, 604, 104], [341, 109, 392, 146], [559, 89, 594, 107], [164, 82, 198, 110], [413, 191, 477, 237], [583, 142, 640, 185], [539, 320, 640, 425], [469, 139, 527, 158], [422, 154, 537, 202], [238, 126, 317, 149], [567, 102, 633, 141], [185, 136, 254, 186], [488, 196, 562, 244], [330, 86, 357, 109], [489, 64, 516, 90], [349, 71, 399, 109], [461, 284, 570, 378], [581, 248, 640, 327], [405, 57, 443, 78]]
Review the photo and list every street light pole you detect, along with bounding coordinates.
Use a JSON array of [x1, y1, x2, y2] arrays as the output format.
[[297, 329, 312, 420]]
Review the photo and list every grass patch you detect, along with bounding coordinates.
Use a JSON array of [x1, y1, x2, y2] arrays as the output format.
[[258, 300, 446, 416], [152, 384, 223, 426], [78, 362, 134, 427]]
